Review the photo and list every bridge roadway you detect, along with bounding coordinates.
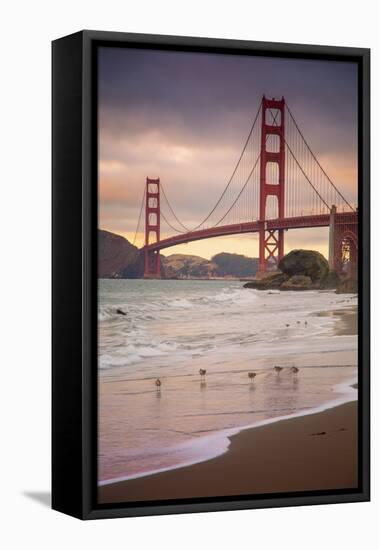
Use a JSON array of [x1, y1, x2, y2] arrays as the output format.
[[143, 212, 356, 252]]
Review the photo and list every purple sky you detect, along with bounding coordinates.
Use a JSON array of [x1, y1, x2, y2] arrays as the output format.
[[98, 46, 358, 259]]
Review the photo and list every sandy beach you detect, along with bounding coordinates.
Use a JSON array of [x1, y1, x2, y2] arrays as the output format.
[[99, 400, 357, 503]]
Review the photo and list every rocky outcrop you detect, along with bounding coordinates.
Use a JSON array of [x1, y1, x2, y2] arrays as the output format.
[[244, 249, 346, 292], [278, 249, 329, 283], [281, 275, 313, 290], [243, 272, 288, 290]]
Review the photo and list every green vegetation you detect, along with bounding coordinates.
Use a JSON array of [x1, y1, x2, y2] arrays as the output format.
[[211, 253, 258, 277], [162, 254, 217, 278]]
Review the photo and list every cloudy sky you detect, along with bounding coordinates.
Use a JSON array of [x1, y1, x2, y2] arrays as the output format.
[[98, 46, 358, 259]]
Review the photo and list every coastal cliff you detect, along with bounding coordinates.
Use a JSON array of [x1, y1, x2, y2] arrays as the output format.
[[98, 229, 259, 279], [98, 230, 143, 278]]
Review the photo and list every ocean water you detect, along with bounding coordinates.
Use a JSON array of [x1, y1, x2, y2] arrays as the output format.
[[98, 279, 358, 485]]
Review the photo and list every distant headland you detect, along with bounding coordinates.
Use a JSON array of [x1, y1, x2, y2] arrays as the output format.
[[98, 229, 259, 280]]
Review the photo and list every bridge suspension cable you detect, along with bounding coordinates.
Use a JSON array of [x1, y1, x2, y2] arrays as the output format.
[[160, 209, 188, 234], [132, 186, 146, 245], [178, 102, 262, 232], [285, 103, 354, 212], [160, 182, 190, 232], [148, 101, 263, 238], [213, 107, 285, 226], [214, 150, 261, 226], [284, 137, 330, 210]]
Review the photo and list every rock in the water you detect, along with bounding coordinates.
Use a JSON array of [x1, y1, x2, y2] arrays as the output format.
[[262, 272, 289, 288], [243, 250, 336, 292], [335, 278, 358, 294], [320, 270, 340, 290], [243, 272, 288, 290], [243, 280, 265, 290], [278, 249, 329, 283], [281, 275, 313, 290], [116, 308, 127, 316]]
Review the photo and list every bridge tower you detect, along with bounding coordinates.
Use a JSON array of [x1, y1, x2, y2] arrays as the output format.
[[144, 177, 161, 278], [333, 210, 358, 278], [258, 96, 285, 273]]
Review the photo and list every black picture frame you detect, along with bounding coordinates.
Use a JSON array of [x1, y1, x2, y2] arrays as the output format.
[[52, 30, 370, 520]]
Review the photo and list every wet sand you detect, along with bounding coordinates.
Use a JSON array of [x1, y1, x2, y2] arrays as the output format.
[[317, 305, 357, 336], [99, 400, 358, 504]]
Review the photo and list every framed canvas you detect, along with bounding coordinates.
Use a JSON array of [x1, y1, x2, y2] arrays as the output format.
[[52, 30, 370, 520]]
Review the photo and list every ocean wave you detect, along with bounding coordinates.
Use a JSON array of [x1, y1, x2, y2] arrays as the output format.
[[98, 286, 258, 324], [164, 287, 259, 311], [98, 307, 118, 321], [98, 282, 356, 371], [99, 337, 180, 370], [167, 298, 194, 309]]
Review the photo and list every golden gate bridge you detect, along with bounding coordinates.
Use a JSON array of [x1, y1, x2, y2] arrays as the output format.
[[132, 96, 358, 278]]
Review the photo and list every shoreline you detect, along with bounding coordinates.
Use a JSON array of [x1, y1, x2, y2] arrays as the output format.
[[98, 399, 358, 503], [99, 376, 357, 487], [316, 305, 357, 336]]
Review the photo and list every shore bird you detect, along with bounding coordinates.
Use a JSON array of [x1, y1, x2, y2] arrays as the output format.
[[199, 368, 207, 379], [155, 378, 162, 389], [274, 366, 283, 374], [291, 366, 299, 374], [248, 372, 256, 381]]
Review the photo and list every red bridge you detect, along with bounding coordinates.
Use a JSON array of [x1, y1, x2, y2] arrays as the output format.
[[133, 96, 358, 278]]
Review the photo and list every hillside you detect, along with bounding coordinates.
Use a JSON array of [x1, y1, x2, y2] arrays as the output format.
[[162, 253, 258, 279], [162, 254, 217, 278], [211, 252, 259, 277], [98, 229, 143, 278], [98, 229, 259, 279]]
